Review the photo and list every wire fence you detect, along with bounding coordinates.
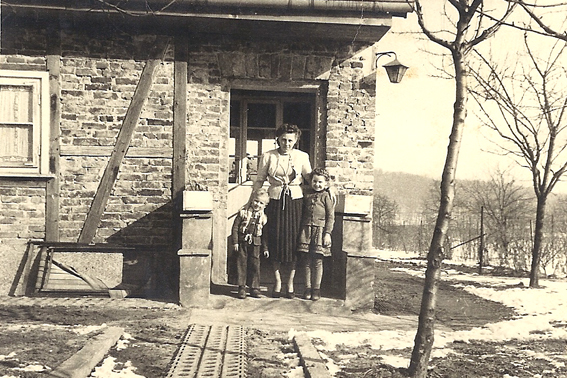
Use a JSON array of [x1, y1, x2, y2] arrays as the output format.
[[373, 211, 567, 277]]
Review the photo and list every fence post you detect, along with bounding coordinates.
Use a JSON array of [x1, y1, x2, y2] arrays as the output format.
[[478, 206, 485, 275]]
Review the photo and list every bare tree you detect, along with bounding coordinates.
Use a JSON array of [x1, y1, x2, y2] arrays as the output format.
[[374, 194, 399, 227], [407, 1, 516, 377], [469, 34, 567, 287], [462, 168, 533, 267], [373, 194, 399, 247]]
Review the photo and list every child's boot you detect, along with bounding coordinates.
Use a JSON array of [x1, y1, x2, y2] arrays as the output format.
[[311, 289, 321, 301], [303, 288, 312, 300], [237, 286, 246, 299]]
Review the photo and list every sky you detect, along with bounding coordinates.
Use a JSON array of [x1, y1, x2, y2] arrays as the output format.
[[372, 2, 567, 193]]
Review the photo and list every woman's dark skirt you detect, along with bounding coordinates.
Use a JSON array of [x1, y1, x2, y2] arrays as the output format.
[[265, 193, 303, 264]]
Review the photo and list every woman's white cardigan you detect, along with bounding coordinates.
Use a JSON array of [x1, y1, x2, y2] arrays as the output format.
[[252, 148, 312, 200]]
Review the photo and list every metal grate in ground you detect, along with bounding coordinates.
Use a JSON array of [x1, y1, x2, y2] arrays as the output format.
[[166, 324, 247, 378], [221, 325, 247, 378]]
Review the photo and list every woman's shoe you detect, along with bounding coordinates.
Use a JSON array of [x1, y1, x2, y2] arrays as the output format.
[[272, 288, 282, 298], [303, 289, 312, 300], [286, 290, 295, 299], [311, 289, 321, 301]]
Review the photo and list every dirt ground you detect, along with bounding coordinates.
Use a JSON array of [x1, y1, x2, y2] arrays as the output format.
[[0, 260, 564, 378]]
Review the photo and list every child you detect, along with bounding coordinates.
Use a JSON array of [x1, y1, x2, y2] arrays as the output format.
[[231, 188, 270, 299], [298, 168, 335, 301]]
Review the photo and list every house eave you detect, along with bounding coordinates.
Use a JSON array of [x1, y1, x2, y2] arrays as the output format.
[[2, 0, 405, 43]]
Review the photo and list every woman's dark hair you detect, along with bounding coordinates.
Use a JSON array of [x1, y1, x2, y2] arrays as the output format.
[[275, 123, 302, 139]]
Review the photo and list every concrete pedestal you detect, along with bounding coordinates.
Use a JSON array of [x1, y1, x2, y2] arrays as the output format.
[[330, 194, 375, 310], [344, 254, 376, 310], [178, 191, 213, 307], [181, 213, 213, 250], [178, 248, 211, 307]]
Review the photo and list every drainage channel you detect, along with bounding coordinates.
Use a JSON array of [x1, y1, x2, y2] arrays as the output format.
[[166, 324, 247, 378]]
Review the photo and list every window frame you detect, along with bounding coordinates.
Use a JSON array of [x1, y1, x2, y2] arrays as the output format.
[[0, 70, 50, 176]]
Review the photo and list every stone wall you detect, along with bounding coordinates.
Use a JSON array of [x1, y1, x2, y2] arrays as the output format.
[[327, 60, 376, 195]]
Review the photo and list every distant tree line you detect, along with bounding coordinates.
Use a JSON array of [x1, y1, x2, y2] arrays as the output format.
[[373, 168, 567, 278]]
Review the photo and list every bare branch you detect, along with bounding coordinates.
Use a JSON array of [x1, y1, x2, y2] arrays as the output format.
[[468, 1, 517, 49], [413, 0, 453, 49], [514, 0, 567, 42]]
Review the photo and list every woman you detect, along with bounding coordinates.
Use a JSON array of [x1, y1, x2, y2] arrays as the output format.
[[252, 123, 312, 298]]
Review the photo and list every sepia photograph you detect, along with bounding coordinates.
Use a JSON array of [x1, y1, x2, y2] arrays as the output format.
[[0, 0, 566, 377]]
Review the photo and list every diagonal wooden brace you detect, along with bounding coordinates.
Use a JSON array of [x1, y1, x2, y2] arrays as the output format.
[[78, 40, 170, 244]]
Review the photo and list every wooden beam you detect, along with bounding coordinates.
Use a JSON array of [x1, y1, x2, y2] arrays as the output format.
[[60, 145, 172, 158], [78, 40, 169, 243], [34, 246, 49, 293], [173, 35, 188, 212], [173, 35, 188, 253], [46, 21, 61, 242]]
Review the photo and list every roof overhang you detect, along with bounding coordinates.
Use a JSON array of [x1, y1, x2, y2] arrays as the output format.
[[1, 0, 414, 43]]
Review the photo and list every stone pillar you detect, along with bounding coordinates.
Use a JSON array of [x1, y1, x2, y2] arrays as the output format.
[[178, 191, 213, 307], [331, 194, 375, 310]]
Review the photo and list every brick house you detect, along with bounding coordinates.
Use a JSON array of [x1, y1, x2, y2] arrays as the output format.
[[0, 0, 412, 300]]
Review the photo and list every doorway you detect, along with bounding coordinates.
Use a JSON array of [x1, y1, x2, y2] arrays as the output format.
[[227, 89, 316, 284]]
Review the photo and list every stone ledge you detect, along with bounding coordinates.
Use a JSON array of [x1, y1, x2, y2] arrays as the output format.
[[48, 326, 124, 378], [293, 333, 333, 378]]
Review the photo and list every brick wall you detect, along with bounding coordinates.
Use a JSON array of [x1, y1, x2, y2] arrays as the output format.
[[57, 50, 175, 245], [0, 21, 376, 293], [182, 37, 376, 281], [327, 59, 376, 195], [0, 181, 46, 292], [1, 24, 177, 294]]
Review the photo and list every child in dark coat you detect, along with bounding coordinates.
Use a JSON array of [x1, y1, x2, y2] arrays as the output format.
[[298, 168, 335, 301], [231, 188, 270, 299]]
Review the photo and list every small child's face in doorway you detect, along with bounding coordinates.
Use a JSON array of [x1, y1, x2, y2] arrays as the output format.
[[310, 174, 328, 192], [251, 199, 267, 212]]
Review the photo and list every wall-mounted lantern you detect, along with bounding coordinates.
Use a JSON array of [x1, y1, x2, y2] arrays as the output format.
[[376, 51, 408, 84]]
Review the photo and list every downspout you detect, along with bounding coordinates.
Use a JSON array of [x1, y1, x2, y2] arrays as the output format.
[[156, 0, 414, 13]]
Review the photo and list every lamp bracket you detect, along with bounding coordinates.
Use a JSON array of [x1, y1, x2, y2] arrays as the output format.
[[375, 51, 397, 68]]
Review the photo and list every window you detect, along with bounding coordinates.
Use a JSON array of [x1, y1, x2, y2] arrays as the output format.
[[229, 90, 315, 184], [0, 70, 49, 175]]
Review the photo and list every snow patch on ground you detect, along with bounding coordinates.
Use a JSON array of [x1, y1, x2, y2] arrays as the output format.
[[89, 357, 144, 378], [0, 353, 17, 361], [116, 333, 134, 351], [4, 323, 108, 338], [285, 366, 305, 378], [11, 364, 49, 372], [310, 249, 567, 373], [72, 324, 108, 335], [0, 352, 51, 375]]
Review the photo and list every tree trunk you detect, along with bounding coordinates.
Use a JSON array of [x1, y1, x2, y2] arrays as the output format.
[[529, 195, 547, 287], [408, 51, 468, 378]]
